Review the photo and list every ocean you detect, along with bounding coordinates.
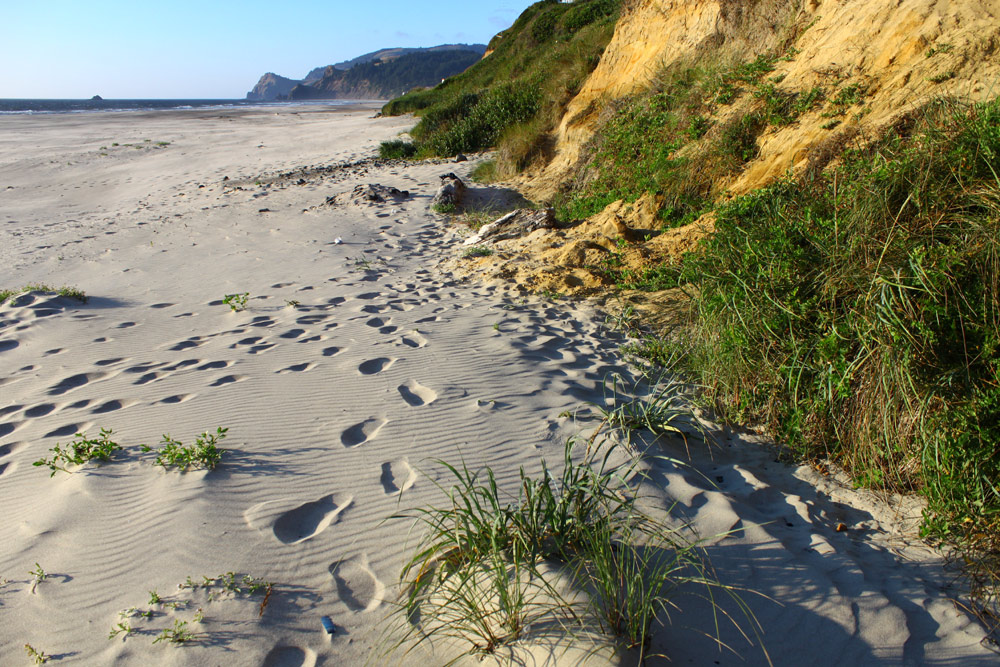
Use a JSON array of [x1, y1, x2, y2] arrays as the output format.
[[0, 98, 366, 115]]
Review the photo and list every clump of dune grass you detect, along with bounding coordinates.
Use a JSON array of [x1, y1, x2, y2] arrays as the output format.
[[381, 437, 762, 663]]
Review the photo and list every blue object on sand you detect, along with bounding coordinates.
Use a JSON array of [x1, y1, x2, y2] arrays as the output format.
[[321, 615, 335, 635]]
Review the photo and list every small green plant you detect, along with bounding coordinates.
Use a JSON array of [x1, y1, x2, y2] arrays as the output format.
[[179, 572, 271, 599], [141, 427, 228, 471], [33, 428, 122, 476], [221, 292, 248, 312], [108, 620, 134, 641], [432, 202, 457, 214], [152, 619, 196, 644], [148, 589, 161, 605], [120, 606, 153, 619], [29, 563, 46, 594], [461, 245, 493, 258], [24, 644, 48, 664], [284, 299, 300, 308], [927, 71, 956, 83], [926, 43, 954, 57], [604, 301, 641, 335], [539, 289, 562, 301]]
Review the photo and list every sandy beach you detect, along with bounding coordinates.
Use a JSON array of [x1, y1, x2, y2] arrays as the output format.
[[0, 105, 995, 665]]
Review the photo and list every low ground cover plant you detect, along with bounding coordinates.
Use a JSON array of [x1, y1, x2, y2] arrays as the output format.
[[222, 292, 249, 312], [33, 426, 230, 474], [33, 428, 123, 475], [0, 284, 87, 305], [142, 427, 228, 470]]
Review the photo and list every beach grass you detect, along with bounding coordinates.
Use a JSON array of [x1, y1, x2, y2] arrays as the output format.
[[382, 436, 761, 663]]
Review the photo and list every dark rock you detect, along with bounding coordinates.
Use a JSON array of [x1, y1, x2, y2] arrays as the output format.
[[463, 208, 558, 245], [91, 95, 103, 101], [432, 173, 466, 210], [455, 153, 468, 162]]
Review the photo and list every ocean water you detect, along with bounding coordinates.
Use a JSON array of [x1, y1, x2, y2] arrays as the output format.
[[0, 98, 365, 115]]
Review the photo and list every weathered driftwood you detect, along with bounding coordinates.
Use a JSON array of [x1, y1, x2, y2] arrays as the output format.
[[463, 208, 557, 245]]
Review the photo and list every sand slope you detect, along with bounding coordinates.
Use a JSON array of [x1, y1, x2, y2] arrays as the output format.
[[0, 107, 995, 665]]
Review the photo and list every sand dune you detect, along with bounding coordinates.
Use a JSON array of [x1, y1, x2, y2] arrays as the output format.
[[0, 105, 994, 665]]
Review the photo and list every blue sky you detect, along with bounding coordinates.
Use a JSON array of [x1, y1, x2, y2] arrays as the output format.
[[2, 0, 535, 99]]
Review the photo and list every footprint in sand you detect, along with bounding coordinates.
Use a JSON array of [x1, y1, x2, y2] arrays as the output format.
[[270, 493, 353, 544], [209, 374, 247, 387], [47, 371, 112, 396], [91, 399, 137, 415], [263, 646, 317, 667], [44, 422, 91, 438], [329, 555, 384, 613], [0, 339, 18, 353], [279, 328, 306, 339], [358, 357, 394, 376], [397, 380, 437, 407], [398, 332, 428, 348], [296, 314, 329, 325], [0, 405, 22, 418], [163, 359, 201, 371], [277, 362, 315, 373], [380, 460, 417, 496], [134, 372, 165, 385], [24, 403, 56, 418], [159, 393, 195, 404], [169, 338, 205, 351], [341, 418, 387, 448], [321, 346, 342, 357]]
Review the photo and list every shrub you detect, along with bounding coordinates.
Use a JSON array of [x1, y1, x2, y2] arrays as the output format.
[[379, 140, 417, 159]]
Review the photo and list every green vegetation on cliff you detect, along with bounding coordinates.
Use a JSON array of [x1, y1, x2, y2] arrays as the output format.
[[381, 0, 621, 174]]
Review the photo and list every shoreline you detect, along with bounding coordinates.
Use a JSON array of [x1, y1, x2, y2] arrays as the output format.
[[0, 107, 995, 665], [0, 99, 388, 117]]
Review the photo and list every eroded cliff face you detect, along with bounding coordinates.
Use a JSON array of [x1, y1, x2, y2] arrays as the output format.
[[459, 0, 1000, 298], [522, 0, 1000, 200]]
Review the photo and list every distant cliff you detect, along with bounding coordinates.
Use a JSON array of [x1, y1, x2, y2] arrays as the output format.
[[246, 73, 300, 102], [288, 49, 484, 101], [246, 44, 486, 101]]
